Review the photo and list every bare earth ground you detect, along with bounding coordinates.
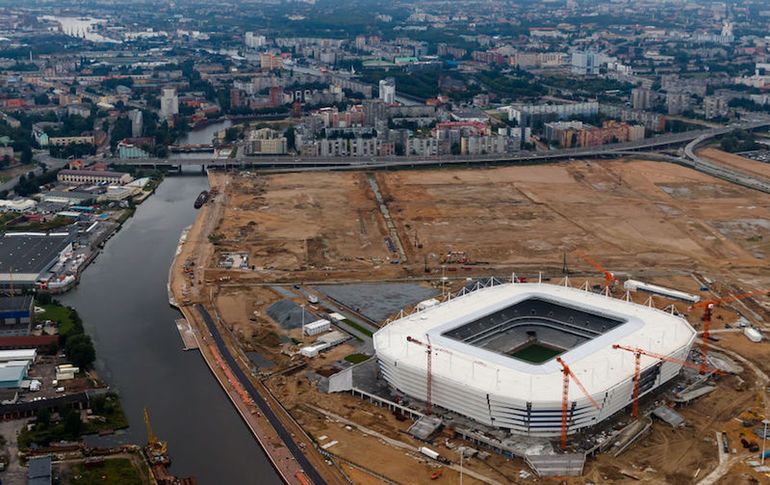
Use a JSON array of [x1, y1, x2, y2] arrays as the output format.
[[186, 159, 770, 484]]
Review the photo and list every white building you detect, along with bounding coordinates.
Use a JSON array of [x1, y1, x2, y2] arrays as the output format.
[[245, 32, 267, 49], [160, 88, 179, 119], [129, 109, 143, 138], [379, 77, 396, 104], [507, 102, 599, 127], [304, 319, 331, 336], [407, 137, 439, 156], [571, 50, 614, 75], [374, 283, 696, 437]]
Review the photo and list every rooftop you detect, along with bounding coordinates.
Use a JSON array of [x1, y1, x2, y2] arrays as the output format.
[[374, 282, 696, 401], [58, 169, 128, 178], [0, 295, 33, 312], [0, 231, 74, 276]]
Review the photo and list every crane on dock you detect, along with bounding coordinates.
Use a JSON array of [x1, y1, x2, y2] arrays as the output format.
[[144, 407, 169, 464], [556, 357, 602, 450], [612, 344, 725, 418]]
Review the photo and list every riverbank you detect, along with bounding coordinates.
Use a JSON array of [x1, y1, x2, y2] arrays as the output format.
[[60, 175, 277, 484], [168, 172, 343, 485]]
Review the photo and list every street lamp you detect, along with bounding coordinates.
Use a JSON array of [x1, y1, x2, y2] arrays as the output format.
[[458, 447, 464, 485], [762, 419, 770, 464], [300, 304, 306, 336]]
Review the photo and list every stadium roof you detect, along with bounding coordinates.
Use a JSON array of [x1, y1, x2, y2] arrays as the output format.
[[0, 231, 74, 279], [374, 283, 696, 403]]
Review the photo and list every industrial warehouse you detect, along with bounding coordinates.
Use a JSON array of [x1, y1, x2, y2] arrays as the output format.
[[0, 231, 75, 290]]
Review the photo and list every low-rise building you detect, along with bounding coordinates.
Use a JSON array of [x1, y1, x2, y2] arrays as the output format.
[[0, 296, 34, 337], [304, 319, 331, 336], [48, 136, 95, 147], [117, 140, 151, 159], [0, 199, 36, 213], [245, 128, 288, 155], [57, 169, 133, 185]]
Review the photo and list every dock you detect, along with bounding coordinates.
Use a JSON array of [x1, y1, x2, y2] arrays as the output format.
[[175, 318, 199, 350]]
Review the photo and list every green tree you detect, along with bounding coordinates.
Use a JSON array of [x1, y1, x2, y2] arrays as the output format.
[[62, 409, 83, 438], [64, 334, 96, 369], [285, 126, 296, 151]]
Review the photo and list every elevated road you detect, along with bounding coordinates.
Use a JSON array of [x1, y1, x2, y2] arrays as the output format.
[[115, 120, 770, 170], [683, 123, 770, 194]]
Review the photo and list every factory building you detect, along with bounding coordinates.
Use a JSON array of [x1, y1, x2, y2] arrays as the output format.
[[0, 231, 76, 290], [0, 296, 35, 336]]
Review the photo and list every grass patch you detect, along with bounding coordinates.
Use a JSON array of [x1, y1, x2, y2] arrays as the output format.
[[39, 303, 77, 338], [84, 393, 129, 434], [344, 353, 370, 364], [19, 408, 83, 449], [116, 207, 136, 224], [0, 214, 73, 232], [341, 319, 373, 338], [509, 343, 563, 364], [69, 457, 147, 485]]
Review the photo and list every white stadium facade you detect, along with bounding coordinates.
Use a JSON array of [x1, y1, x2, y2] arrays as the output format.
[[374, 282, 696, 437]]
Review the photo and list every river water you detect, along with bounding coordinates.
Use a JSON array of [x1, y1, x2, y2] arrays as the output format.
[[60, 176, 280, 484], [176, 120, 233, 146]]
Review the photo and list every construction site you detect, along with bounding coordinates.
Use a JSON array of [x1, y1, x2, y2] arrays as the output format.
[[169, 149, 770, 484]]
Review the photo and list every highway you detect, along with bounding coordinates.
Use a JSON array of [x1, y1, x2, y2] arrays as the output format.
[[196, 304, 328, 485], [683, 123, 770, 194], [114, 119, 770, 171]]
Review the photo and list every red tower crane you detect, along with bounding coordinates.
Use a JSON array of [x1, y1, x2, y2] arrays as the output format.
[[612, 344, 725, 418], [555, 357, 602, 450], [691, 288, 770, 374], [406, 335, 440, 415], [578, 253, 617, 293]]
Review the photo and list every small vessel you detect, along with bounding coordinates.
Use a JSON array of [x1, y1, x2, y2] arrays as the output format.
[[193, 190, 209, 209]]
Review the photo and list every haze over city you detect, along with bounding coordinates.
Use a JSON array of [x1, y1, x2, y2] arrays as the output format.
[[0, 0, 767, 484]]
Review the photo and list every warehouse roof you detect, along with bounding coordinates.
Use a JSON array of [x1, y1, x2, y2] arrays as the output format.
[[0, 231, 74, 275], [0, 295, 32, 312], [58, 169, 128, 178]]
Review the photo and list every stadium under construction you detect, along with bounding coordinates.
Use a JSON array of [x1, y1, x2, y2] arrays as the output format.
[[373, 281, 697, 438]]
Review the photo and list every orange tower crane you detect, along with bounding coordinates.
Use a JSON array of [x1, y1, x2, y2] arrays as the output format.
[[691, 288, 770, 374], [555, 357, 602, 450], [406, 335, 441, 415], [578, 254, 617, 293], [612, 344, 725, 418]]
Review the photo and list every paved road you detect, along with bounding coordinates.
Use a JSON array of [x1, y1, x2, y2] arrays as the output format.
[[195, 304, 328, 485], [109, 120, 770, 169]]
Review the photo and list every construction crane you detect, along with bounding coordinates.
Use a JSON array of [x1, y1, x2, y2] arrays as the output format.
[[144, 407, 168, 462], [612, 344, 724, 418], [406, 335, 435, 415], [578, 253, 617, 293], [691, 288, 770, 374], [555, 357, 602, 450]]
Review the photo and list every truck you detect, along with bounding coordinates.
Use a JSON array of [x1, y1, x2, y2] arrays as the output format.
[[307, 294, 319, 304]]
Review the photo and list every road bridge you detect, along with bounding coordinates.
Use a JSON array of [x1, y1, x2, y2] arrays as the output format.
[[114, 120, 770, 170]]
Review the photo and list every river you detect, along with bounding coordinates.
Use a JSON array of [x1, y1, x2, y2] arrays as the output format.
[[60, 176, 280, 485], [176, 120, 233, 146], [39, 16, 119, 44]]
